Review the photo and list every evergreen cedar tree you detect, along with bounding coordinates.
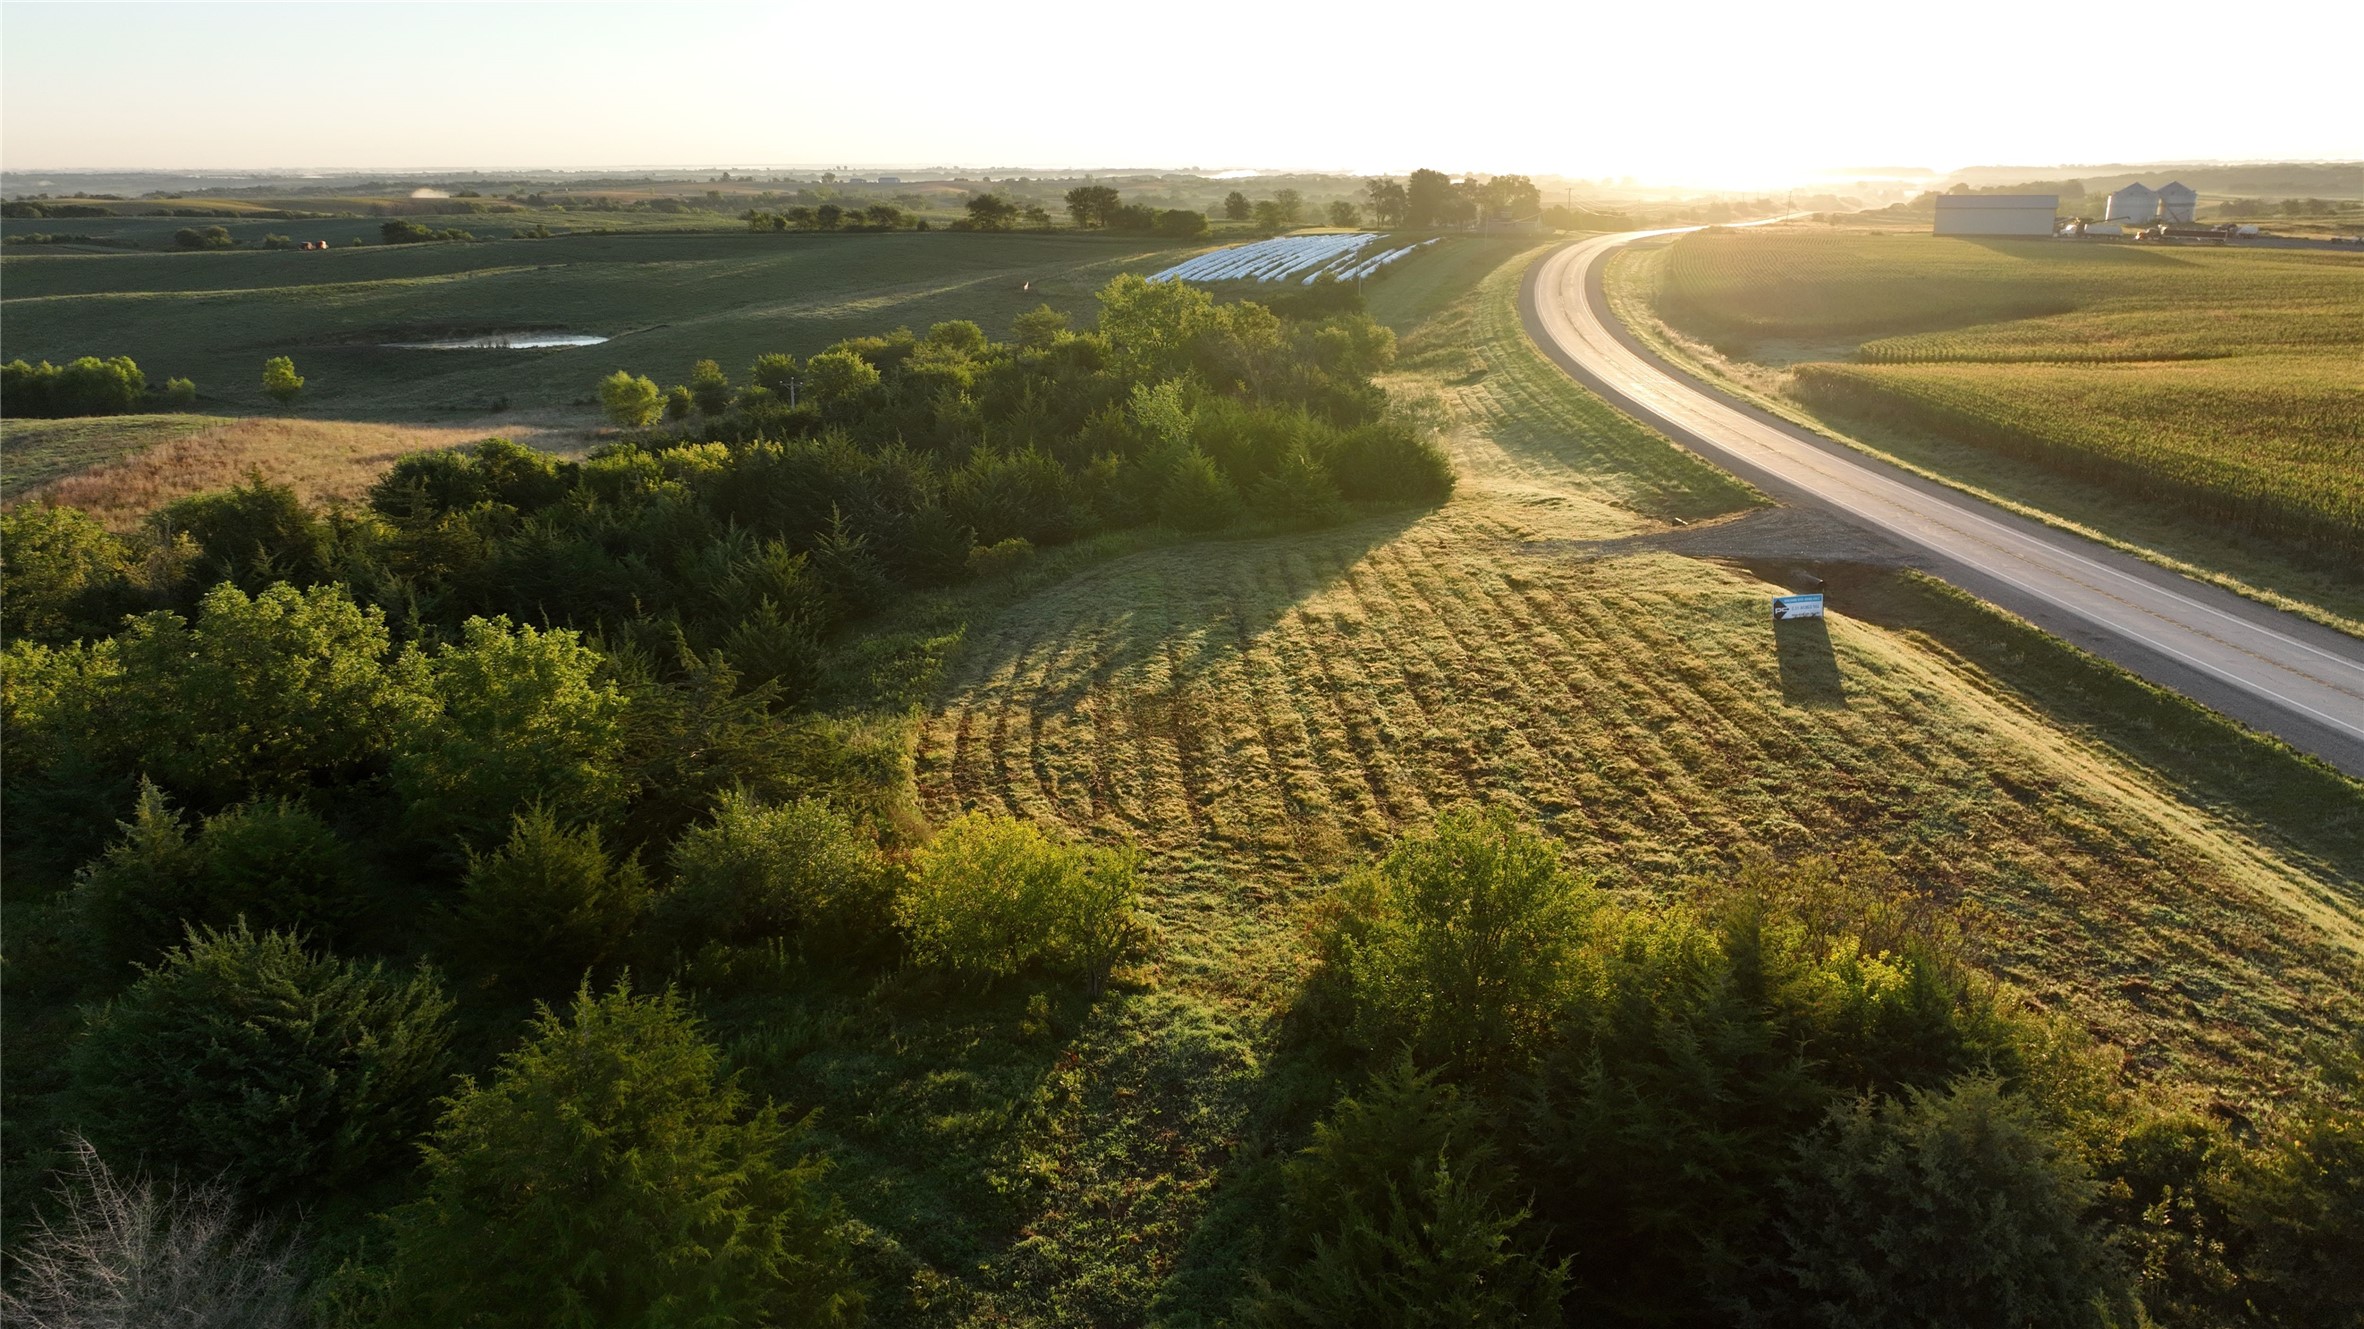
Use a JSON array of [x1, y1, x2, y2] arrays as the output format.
[[4, 266, 2358, 1324]]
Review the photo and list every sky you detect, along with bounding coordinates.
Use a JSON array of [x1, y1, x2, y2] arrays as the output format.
[[4, 0, 2359, 187]]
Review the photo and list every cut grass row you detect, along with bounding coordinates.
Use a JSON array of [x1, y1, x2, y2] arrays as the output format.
[[864, 239, 2361, 1319]]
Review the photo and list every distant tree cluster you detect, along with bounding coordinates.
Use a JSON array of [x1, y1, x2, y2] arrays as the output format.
[[1356, 170, 1542, 228], [1, 356, 149, 417], [1211, 174, 1539, 233], [949, 185, 1204, 238], [743, 202, 907, 232], [379, 219, 476, 244], [173, 225, 234, 250]]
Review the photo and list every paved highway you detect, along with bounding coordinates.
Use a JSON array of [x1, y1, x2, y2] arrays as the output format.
[[1522, 230, 2364, 778]]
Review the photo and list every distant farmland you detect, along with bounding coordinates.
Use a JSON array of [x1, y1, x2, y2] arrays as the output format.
[[1644, 228, 2364, 585], [0, 231, 1197, 418]]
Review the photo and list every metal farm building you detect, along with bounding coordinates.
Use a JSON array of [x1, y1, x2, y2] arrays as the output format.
[[2104, 182, 2158, 222], [2156, 181, 2197, 223], [1933, 194, 2059, 236]]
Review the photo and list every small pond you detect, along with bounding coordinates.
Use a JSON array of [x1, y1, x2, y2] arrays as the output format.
[[385, 332, 609, 350]]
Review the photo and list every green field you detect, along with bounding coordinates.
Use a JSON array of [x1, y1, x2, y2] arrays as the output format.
[[1642, 227, 2364, 592], [1, 231, 1200, 417], [7, 219, 2361, 1323]]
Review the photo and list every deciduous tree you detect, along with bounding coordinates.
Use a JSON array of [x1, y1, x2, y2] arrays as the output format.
[[1064, 184, 1121, 228], [597, 369, 661, 426], [260, 356, 303, 405]]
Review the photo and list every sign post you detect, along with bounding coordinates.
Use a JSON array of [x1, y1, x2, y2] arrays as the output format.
[[1772, 593, 1825, 621]]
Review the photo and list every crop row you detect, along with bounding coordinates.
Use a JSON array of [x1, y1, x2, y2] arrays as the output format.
[[1657, 228, 2364, 351], [1792, 357, 2364, 560]]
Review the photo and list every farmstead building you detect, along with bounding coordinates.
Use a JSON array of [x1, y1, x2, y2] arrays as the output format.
[[2104, 182, 2157, 222], [1932, 194, 2058, 237]]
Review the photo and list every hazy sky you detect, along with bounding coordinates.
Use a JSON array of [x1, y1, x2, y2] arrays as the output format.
[[4, 0, 2358, 185]]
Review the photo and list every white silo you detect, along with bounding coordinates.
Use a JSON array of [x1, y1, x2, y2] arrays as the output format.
[[2156, 181, 2198, 224], [2104, 182, 2158, 223]]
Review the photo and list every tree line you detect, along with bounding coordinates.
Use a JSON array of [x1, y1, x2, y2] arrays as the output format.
[[1218, 171, 1547, 231], [2, 355, 193, 417]]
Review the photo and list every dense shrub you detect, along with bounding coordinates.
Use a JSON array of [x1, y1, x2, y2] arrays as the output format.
[[965, 535, 1035, 580], [174, 225, 233, 250], [379, 219, 472, 244], [447, 810, 650, 1000], [162, 473, 332, 588], [1156, 208, 1210, 239], [1, 355, 148, 417], [70, 924, 453, 1206], [803, 347, 880, 411], [1253, 447, 1347, 525], [1246, 1058, 1565, 1327], [67, 781, 210, 982], [2220, 1081, 2364, 1327], [1157, 446, 1241, 531], [688, 358, 732, 415], [1309, 807, 1591, 1086], [392, 615, 629, 848], [749, 352, 799, 396], [1517, 854, 2086, 1321], [597, 369, 662, 426], [0, 503, 131, 640], [377, 983, 860, 1328], [368, 436, 569, 522], [657, 791, 895, 956], [1779, 1079, 2132, 1327], [104, 582, 423, 802], [1328, 420, 1455, 504], [190, 796, 368, 938], [899, 813, 1141, 985], [260, 355, 303, 405]]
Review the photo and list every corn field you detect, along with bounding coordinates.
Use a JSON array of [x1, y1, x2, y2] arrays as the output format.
[[1655, 229, 2364, 562], [1794, 357, 2363, 559]]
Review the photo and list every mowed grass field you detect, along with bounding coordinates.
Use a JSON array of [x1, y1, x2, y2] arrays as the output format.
[[1650, 228, 2364, 568], [0, 231, 1200, 418], [832, 240, 2364, 1318]]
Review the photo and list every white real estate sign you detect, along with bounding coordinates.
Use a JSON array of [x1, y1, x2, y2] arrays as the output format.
[[1772, 593, 1825, 621]]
